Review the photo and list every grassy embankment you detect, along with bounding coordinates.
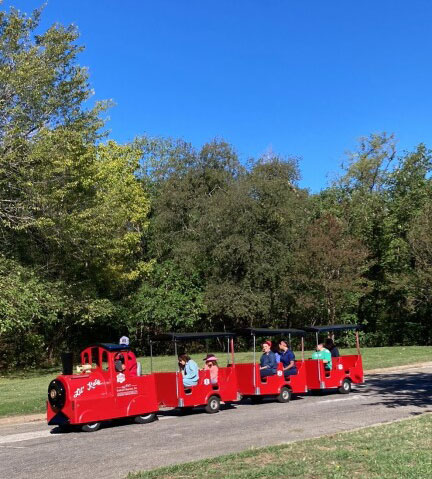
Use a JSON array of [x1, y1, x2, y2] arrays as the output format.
[[0, 346, 431, 418], [128, 413, 432, 479]]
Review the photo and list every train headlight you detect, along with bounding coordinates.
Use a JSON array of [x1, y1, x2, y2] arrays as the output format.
[[48, 380, 66, 409]]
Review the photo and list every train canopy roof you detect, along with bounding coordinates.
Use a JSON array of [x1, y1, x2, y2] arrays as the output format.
[[304, 324, 364, 333], [88, 343, 132, 352], [152, 332, 236, 341], [237, 328, 305, 337]]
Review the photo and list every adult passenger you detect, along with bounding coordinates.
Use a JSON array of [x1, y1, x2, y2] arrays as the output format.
[[203, 354, 219, 384], [178, 354, 199, 387], [324, 338, 340, 358], [278, 340, 297, 378], [259, 341, 277, 378], [312, 343, 332, 370], [118, 336, 137, 376]]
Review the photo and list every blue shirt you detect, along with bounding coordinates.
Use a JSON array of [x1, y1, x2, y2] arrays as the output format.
[[279, 349, 297, 374], [183, 359, 199, 382], [260, 351, 277, 373]]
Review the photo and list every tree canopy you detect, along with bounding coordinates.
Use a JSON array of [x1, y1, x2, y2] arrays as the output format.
[[1, 6, 431, 368]]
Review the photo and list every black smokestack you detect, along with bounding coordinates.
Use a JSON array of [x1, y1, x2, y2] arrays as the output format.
[[61, 352, 73, 375]]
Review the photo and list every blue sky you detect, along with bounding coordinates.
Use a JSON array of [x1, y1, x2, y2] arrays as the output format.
[[3, 1, 432, 191]]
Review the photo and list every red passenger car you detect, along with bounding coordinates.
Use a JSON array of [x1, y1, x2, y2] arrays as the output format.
[[236, 328, 308, 403], [151, 332, 239, 413], [303, 325, 364, 393], [47, 343, 159, 432]]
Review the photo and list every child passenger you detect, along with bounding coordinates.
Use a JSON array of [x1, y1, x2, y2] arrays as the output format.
[[178, 354, 199, 386], [203, 354, 219, 384]]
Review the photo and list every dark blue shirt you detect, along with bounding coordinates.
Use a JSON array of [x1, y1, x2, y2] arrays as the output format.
[[279, 349, 297, 374], [260, 351, 277, 373], [330, 347, 340, 358]]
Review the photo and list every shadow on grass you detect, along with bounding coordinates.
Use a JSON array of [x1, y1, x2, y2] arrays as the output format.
[[363, 371, 432, 410]]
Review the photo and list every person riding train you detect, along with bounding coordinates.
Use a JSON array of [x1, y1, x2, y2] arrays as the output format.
[[311, 343, 332, 370], [203, 354, 219, 384], [278, 340, 297, 378], [178, 354, 199, 386], [259, 341, 277, 378]]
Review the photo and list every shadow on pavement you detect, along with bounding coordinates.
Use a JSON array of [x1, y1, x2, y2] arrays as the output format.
[[364, 371, 432, 410]]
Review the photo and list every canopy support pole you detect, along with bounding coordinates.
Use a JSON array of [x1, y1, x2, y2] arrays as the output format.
[[288, 333, 292, 350], [316, 332, 322, 387], [149, 340, 153, 373], [356, 331, 361, 355], [230, 337, 235, 365], [253, 335, 256, 391], [301, 336, 305, 361], [174, 340, 179, 399]]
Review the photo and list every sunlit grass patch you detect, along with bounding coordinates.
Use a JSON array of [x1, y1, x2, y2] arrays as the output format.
[[129, 414, 432, 479]]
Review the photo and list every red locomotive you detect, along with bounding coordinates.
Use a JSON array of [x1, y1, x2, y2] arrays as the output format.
[[47, 343, 159, 432]]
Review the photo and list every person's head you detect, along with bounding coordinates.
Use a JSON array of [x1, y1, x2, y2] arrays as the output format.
[[119, 336, 130, 346], [324, 338, 335, 350], [316, 343, 324, 351], [279, 340, 289, 352], [262, 341, 272, 353], [178, 354, 190, 366], [203, 354, 218, 367], [114, 353, 126, 372]]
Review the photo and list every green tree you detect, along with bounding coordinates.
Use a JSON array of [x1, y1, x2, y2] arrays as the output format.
[[291, 215, 371, 325], [0, 6, 107, 231], [126, 260, 205, 342], [0, 6, 152, 364]]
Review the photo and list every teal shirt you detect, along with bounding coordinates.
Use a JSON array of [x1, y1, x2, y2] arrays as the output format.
[[311, 348, 332, 370]]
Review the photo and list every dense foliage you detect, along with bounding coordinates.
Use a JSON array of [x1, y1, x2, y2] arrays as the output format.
[[0, 7, 431, 368]]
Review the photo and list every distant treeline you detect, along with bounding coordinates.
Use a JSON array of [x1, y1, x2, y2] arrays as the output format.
[[1, 8, 431, 368]]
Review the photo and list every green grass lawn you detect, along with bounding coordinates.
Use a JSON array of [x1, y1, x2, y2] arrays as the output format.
[[128, 413, 432, 479], [0, 346, 430, 419]]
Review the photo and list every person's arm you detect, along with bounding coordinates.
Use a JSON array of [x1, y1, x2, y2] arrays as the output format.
[[283, 351, 295, 370], [323, 350, 332, 364], [186, 360, 199, 379], [284, 360, 295, 371], [269, 352, 277, 370], [184, 362, 193, 379]]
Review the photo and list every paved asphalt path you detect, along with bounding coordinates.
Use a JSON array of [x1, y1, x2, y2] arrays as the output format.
[[1, 364, 431, 479]]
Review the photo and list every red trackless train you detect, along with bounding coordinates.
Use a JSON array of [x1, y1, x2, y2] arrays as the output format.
[[46, 325, 364, 432]]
